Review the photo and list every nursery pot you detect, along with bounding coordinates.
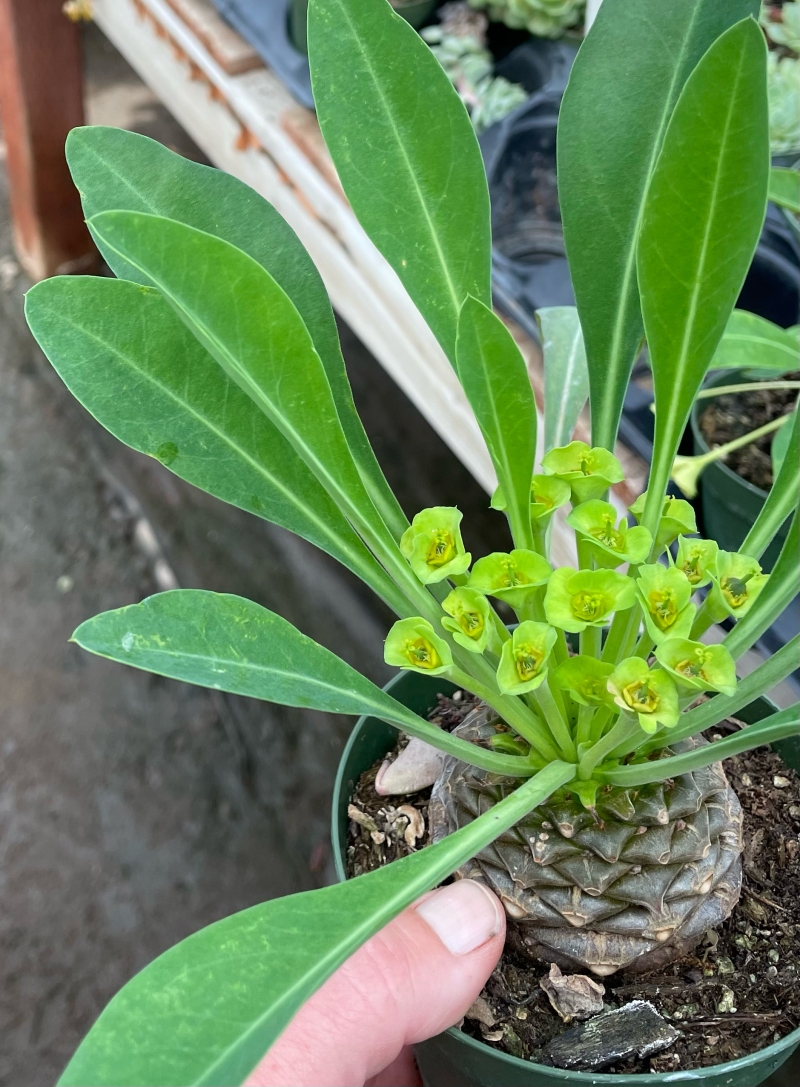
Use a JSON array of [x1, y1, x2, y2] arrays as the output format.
[[288, 0, 437, 54], [690, 371, 791, 571], [332, 671, 800, 1087]]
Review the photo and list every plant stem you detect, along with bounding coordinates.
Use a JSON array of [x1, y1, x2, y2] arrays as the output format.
[[533, 679, 577, 760], [575, 703, 595, 747], [602, 605, 637, 665], [580, 624, 601, 659], [448, 667, 561, 762], [695, 381, 800, 399], [633, 632, 655, 659], [589, 704, 616, 742], [578, 715, 641, 779], [532, 521, 548, 557]]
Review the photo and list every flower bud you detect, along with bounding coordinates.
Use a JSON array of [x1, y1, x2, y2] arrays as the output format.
[[542, 441, 624, 504], [708, 551, 769, 619], [496, 621, 557, 695], [491, 474, 571, 525], [629, 491, 696, 553], [441, 587, 495, 654], [384, 618, 453, 675], [567, 499, 652, 568], [400, 506, 471, 584], [553, 655, 615, 707], [676, 535, 719, 588], [635, 564, 696, 645], [467, 549, 552, 609], [608, 658, 680, 733], [544, 568, 637, 632], [655, 638, 736, 696]]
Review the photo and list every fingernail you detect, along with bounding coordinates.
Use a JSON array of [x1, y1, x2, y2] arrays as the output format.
[[415, 880, 502, 956]]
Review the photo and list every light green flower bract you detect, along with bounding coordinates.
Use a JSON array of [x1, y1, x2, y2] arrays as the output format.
[[384, 618, 453, 676], [441, 587, 495, 654], [491, 474, 571, 526], [544, 568, 637, 632], [553, 655, 615, 707], [541, 441, 624, 504], [497, 621, 557, 695], [608, 658, 680, 734], [467, 549, 552, 608], [655, 638, 737, 697], [629, 491, 697, 553], [708, 551, 770, 620], [400, 506, 471, 584], [567, 500, 652, 568], [635, 564, 696, 645], [676, 535, 719, 589]]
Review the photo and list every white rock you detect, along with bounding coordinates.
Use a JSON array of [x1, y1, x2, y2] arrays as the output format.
[[374, 738, 445, 794]]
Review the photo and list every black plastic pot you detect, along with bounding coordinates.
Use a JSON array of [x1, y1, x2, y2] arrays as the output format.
[[332, 670, 800, 1086]]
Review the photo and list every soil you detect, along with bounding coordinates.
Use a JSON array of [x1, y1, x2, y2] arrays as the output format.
[[345, 694, 800, 1074], [698, 373, 799, 491]]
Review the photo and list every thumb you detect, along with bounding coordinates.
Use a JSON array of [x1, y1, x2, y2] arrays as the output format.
[[246, 879, 505, 1087]]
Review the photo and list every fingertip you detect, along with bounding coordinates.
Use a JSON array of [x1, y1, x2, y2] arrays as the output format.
[[415, 880, 505, 956]]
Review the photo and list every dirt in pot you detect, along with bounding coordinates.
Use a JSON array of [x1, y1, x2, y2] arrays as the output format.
[[698, 372, 798, 491], [345, 694, 800, 1073]]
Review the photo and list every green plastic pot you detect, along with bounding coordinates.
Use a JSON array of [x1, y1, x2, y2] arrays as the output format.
[[331, 670, 800, 1086], [288, 0, 438, 55], [691, 371, 790, 571]]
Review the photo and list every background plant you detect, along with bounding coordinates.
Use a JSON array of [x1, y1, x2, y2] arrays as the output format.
[[23, 0, 799, 1083]]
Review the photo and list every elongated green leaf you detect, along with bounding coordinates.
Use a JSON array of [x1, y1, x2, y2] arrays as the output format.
[[769, 166, 800, 213], [742, 404, 799, 559], [559, 0, 759, 452], [725, 511, 800, 658], [73, 590, 531, 777], [535, 306, 589, 452], [637, 18, 769, 538], [88, 211, 397, 567], [66, 126, 407, 539], [308, 0, 491, 362], [58, 760, 574, 1086], [600, 705, 799, 788], [710, 309, 800, 372], [456, 298, 536, 549], [24, 276, 392, 592]]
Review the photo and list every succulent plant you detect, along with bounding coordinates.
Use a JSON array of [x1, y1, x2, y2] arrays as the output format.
[[23, 1, 799, 1082], [468, 0, 585, 39]]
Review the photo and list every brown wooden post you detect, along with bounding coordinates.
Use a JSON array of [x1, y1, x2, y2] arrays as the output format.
[[0, 0, 95, 280]]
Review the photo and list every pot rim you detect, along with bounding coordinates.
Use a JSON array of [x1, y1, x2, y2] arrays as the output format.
[[331, 672, 800, 1083]]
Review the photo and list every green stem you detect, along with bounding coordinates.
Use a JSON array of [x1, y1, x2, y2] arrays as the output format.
[[532, 521, 548, 558], [689, 594, 725, 640], [633, 632, 655, 660], [601, 604, 639, 665], [589, 704, 616, 742], [578, 715, 641, 780], [580, 624, 602, 660], [448, 667, 561, 762], [696, 381, 800, 399], [533, 680, 577, 760], [575, 703, 595, 747], [673, 415, 790, 500], [576, 535, 594, 571]]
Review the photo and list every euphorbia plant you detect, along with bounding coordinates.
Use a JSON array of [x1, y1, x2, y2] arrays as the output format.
[[24, 0, 800, 1082]]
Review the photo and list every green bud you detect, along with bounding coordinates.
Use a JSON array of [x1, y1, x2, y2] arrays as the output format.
[[400, 506, 471, 584], [467, 549, 552, 608], [497, 621, 557, 695], [490, 732, 531, 757], [553, 655, 615, 707], [567, 500, 652, 568], [491, 474, 571, 525], [384, 618, 453, 675], [441, 587, 495, 654], [629, 491, 697, 553], [635, 564, 696, 645], [655, 638, 737, 696], [544, 567, 637, 632], [608, 658, 680, 733], [708, 551, 769, 619], [572, 779, 601, 809], [541, 441, 624, 504], [675, 535, 719, 588]]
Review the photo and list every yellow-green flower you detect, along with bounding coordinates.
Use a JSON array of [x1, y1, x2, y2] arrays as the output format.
[[492, 474, 571, 526], [542, 441, 624, 504], [497, 621, 557, 695], [629, 491, 696, 553], [544, 568, 637, 632], [567, 499, 652, 568], [441, 587, 495, 654], [608, 658, 680, 734], [400, 506, 471, 584], [708, 551, 769, 620], [655, 638, 737, 696], [384, 618, 453, 675], [635, 564, 696, 645], [553, 655, 615, 707], [675, 536, 719, 588], [467, 549, 552, 608]]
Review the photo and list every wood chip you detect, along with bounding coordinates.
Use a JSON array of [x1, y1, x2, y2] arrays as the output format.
[[465, 996, 496, 1027]]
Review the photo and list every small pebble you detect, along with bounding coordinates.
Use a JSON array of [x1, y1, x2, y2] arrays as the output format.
[[767, 966, 778, 979], [774, 776, 791, 788], [717, 987, 737, 1014], [768, 949, 780, 964]]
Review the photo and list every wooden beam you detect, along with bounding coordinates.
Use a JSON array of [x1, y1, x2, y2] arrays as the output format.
[[0, 0, 95, 280]]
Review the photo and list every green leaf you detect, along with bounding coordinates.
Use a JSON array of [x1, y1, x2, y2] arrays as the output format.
[[770, 402, 796, 478], [24, 276, 389, 590], [308, 0, 491, 362], [710, 309, 800, 372], [769, 165, 800, 213], [558, 0, 760, 451], [66, 126, 407, 540], [57, 760, 574, 1087], [535, 307, 589, 453], [73, 590, 531, 777], [636, 18, 769, 538], [599, 704, 799, 787], [456, 298, 537, 549]]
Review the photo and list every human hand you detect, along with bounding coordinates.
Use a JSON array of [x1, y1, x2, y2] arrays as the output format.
[[245, 880, 505, 1087]]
